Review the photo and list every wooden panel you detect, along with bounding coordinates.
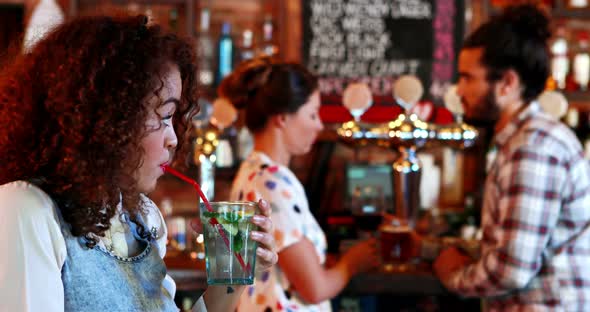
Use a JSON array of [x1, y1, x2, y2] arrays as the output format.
[[279, 0, 301, 62], [0, 0, 26, 4], [0, 4, 24, 57]]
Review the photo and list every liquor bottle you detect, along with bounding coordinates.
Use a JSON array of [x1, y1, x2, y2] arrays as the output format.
[[566, 107, 590, 153], [572, 31, 590, 91], [260, 16, 277, 57], [215, 126, 239, 168], [215, 22, 234, 86], [572, 110, 590, 158], [169, 8, 178, 32], [197, 8, 215, 87], [237, 126, 254, 161], [550, 26, 569, 90], [240, 29, 255, 62], [190, 118, 217, 200], [211, 97, 238, 168]]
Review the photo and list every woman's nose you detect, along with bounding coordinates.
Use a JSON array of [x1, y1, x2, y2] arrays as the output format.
[[166, 129, 178, 150], [317, 119, 324, 132]]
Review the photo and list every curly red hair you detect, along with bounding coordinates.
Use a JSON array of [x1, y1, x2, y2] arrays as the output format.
[[0, 15, 198, 245]]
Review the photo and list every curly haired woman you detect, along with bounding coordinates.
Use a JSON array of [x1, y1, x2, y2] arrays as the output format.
[[0, 15, 277, 312]]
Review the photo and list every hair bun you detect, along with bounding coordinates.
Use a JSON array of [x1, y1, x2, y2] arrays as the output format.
[[218, 57, 274, 110], [501, 4, 551, 42]]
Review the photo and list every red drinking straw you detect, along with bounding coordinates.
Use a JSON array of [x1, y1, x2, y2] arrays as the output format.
[[161, 165, 251, 272]]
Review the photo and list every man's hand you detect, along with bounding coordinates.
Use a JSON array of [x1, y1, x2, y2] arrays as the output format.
[[433, 247, 472, 284]]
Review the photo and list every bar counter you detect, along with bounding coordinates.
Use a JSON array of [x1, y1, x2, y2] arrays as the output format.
[[165, 252, 447, 296]]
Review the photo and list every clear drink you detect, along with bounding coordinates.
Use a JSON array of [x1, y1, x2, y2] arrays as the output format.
[[200, 201, 258, 285]]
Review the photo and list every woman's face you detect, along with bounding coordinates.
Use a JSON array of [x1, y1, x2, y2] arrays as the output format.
[[136, 64, 181, 193], [282, 90, 324, 156]]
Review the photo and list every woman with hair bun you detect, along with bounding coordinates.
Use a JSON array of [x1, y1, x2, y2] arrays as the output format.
[[221, 57, 379, 312]]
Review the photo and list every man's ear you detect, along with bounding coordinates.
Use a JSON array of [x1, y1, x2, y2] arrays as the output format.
[[499, 69, 522, 97]]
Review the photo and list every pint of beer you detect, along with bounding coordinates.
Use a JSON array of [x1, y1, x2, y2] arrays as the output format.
[[379, 224, 412, 263]]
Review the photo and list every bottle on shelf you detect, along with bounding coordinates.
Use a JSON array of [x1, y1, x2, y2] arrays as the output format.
[[572, 31, 590, 91], [240, 29, 255, 63], [197, 8, 215, 88], [566, 107, 590, 158], [168, 8, 178, 33], [237, 126, 254, 161], [260, 15, 277, 57], [578, 111, 590, 159], [565, 107, 580, 133], [550, 26, 570, 90], [215, 126, 239, 168], [144, 6, 154, 24], [215, 22, 234, 86], [210, 97, 238, 169]]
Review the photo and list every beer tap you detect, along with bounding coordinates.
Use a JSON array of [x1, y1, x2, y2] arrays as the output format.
[[335, 77, 480, 229]]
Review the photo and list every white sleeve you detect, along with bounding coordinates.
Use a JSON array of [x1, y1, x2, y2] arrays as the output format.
[[191, 296, 208, 312], [0, 181, 67, 312]]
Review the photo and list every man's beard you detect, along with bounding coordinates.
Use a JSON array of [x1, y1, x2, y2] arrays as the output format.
[[463, 88, 500, 130], [463, 88, 500, 146]]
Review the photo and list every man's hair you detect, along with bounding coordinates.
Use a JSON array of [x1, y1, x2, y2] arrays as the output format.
[[463, 4, 551, 103]]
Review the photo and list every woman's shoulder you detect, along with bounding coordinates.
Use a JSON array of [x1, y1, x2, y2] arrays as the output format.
[[248, 153, 298, 182], [0, 180, 58, 220], [0, 181, 66, 265]]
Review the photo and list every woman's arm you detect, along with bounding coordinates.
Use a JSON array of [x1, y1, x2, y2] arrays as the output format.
[[201, 285, 246, 312], [278, 237, 378, 304], [0, 181, 67, 312]]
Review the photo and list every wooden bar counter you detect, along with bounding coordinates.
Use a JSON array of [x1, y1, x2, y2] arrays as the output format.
[[166, 251, 446, 296]]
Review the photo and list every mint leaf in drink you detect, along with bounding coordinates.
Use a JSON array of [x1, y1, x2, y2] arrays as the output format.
[[222, 210, 240, 223], [232, 231, 244, 252], [203, 211, 219, 219]]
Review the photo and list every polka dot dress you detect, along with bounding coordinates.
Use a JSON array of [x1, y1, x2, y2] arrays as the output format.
[[230, 152, 331, 312]]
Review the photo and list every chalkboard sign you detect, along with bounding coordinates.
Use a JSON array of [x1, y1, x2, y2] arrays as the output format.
[[302, 0, 465, 106]]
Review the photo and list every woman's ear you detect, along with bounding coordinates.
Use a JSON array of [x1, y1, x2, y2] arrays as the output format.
[[269, 114, 288, 129]]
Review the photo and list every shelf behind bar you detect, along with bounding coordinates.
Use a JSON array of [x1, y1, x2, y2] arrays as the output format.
[[565, 90, 590, 102]]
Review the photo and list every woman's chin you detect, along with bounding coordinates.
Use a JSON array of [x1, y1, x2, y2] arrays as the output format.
[[137, 179, 158, 194], [293, 148, 310, 157]]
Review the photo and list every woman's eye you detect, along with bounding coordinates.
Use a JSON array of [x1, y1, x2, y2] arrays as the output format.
[[161, 115, 173, 127]]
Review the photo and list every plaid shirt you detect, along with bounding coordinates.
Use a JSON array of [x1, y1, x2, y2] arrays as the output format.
[[444, 102, 590, 311]]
